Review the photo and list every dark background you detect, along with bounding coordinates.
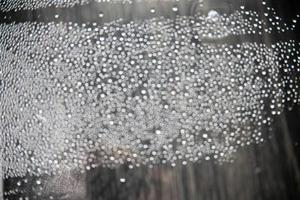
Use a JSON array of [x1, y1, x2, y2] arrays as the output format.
[[1, 0, 300, 199]]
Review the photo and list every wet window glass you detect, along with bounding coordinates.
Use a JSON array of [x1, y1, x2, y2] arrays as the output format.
[[0, 0, 300, 199]]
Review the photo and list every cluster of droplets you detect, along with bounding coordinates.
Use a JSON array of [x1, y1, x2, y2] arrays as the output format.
[[3, 168, 86, 200], [0, 9, 300, 181], [0, 0, 90, 12], [0, 0, 200, 12]]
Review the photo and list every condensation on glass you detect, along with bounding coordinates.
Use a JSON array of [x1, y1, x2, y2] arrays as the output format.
[[0, 0, 300, 200]]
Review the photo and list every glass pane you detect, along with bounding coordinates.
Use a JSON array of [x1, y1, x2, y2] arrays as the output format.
[[1, 0, 300, 199]]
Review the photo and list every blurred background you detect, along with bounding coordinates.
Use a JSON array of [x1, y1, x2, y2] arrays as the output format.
[[1, 0, 300, 199]]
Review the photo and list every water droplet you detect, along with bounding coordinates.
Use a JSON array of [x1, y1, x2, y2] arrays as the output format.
[[172, 6, 178, 12], [207, 10, 220, 21], [150, 8, 156, 13], [36, 180, 41, 185], [120, 178, 126, 183]]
